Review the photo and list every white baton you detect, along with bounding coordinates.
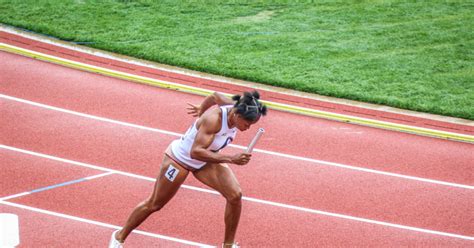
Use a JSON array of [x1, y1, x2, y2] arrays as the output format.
[[247, 128, 265, 153]]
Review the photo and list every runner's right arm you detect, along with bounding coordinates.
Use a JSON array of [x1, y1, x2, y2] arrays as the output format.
[[190, 111, 250, 165]]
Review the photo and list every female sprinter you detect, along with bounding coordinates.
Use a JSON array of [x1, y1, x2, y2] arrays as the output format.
[[109, 91, 267, 248]]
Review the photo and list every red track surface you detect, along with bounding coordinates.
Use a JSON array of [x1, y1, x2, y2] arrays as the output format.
[[1, 36, 473, 247]]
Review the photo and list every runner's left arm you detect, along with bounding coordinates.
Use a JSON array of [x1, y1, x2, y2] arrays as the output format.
[[187, 92, 235, 117]]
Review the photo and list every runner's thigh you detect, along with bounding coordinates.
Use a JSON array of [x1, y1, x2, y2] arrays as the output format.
[[149, 155, 189, 206], [193, 163, 240, 197]]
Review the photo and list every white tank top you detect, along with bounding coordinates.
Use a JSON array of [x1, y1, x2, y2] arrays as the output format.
[[170, 105, 237, 169]]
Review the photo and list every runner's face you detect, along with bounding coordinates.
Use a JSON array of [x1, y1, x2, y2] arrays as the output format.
[[235, 114, 259, 131]]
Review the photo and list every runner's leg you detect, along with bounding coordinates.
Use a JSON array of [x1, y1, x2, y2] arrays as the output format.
[[116, 155, 189, 242], [193, 163, 242, 244]]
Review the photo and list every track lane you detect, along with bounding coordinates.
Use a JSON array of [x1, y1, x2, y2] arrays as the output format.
[[2, 98, 473, 238], [1, 51, 473, 185], [0, 149, 102, 198], [0, 204, 201, 247], [5, 174, 473, 247]]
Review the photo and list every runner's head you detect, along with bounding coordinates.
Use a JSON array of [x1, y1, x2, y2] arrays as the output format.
[[231, 90, 267, 131]]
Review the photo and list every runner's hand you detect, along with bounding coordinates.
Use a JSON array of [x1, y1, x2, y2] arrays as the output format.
[[186, 103, 202, 117], [231, 153, 252, 165]]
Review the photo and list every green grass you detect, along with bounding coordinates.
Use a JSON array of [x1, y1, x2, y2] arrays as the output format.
[[1, 0, 473, 120]]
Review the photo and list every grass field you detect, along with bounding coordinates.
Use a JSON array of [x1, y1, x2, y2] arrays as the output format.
[[1, 0, 473, 120]]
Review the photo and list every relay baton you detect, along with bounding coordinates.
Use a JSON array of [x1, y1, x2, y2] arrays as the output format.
[[246, 128, 265, 153]]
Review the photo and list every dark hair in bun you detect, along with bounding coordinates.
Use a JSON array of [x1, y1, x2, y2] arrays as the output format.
[[232, 90, 267, 121]]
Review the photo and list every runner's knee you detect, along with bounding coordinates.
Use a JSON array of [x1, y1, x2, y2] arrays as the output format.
[[144, 199, 163, 212], [225, 189, 242, 205]]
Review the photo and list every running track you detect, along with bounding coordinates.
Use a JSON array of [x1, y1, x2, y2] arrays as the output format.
[[1, 44, 473, 247]]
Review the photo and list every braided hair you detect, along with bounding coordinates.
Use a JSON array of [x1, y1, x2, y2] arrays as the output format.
[[232, 90, 267, 121]]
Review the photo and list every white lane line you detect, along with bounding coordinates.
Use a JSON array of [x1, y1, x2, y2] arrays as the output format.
[[0, 172, 114, 201], [243, 197, 474, 241], [0, 201, 214, 247], [0, 93, 181, 137], [0, 192, 30, 202], [250, 148, 474, 190], [1, 93, 473, 190], [1, 145, 473, 241], [0, 144, 215, 194]]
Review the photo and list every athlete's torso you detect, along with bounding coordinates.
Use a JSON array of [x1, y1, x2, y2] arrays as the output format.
[[170, 105, 237, 169]]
